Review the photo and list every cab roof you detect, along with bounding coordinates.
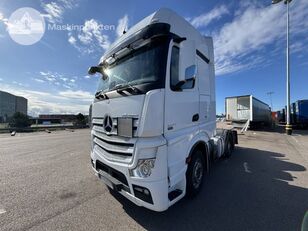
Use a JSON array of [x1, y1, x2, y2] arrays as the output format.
[[100, 8, 210, 63]]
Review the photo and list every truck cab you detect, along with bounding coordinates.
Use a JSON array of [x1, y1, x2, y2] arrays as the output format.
[[89, 8, 235, 212]]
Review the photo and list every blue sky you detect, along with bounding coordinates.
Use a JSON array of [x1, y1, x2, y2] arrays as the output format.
[[0, 0, 307, 116]]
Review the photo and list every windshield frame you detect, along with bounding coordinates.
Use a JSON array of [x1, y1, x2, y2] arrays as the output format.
[[95, 35, 171, 100]]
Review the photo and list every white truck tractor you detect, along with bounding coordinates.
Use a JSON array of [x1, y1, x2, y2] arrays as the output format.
[[88, 8, 238, 212]]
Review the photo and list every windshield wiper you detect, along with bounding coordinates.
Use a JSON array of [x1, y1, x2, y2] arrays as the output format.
[[95, 90, 108, 99], [112, 83, 139, 93]]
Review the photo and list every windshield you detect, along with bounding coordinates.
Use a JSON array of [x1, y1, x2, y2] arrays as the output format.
[[96, 38, 168, 94]]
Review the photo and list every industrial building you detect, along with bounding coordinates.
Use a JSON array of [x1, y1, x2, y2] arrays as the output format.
[[0, 90, 28, 122], [33, 114, 79, 125]]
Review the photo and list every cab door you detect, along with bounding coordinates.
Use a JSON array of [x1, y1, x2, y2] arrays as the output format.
[[164, 40, 199, 187]]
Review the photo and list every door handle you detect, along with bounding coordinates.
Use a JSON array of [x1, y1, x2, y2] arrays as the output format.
[[192, 113, 199, 122]]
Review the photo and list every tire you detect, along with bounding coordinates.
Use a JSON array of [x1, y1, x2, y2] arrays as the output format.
[[186, 150, 205, 198], [225, 136, 233, 158]]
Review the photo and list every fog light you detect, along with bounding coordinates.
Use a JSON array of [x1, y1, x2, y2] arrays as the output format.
[[130, 158, 155, 178], [143, 189, 150, 196], [132, 185, 153, 204]]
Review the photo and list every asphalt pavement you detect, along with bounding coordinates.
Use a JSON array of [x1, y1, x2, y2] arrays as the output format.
[[0, 128, 307, 231]]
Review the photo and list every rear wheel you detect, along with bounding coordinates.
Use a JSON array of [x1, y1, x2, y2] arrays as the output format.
[[225, 135, 233, 158], [186, 150, 205, 198]]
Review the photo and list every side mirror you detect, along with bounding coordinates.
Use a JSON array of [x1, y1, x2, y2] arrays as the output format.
[[184, 65, 197, 81], [88, 66, 108, 80], [179, 40, 196, 82], [173, 65, 197, 91], [88, 66, 101, 75]]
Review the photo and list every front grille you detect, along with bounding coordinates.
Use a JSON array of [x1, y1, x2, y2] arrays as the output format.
[[92, 117, 137, 163], [93, 130, 135, 158], [96, 160, 128, 186], [92, 117, 138, 137]]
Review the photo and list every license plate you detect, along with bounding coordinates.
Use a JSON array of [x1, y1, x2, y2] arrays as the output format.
[[98, 171, 114, 189]]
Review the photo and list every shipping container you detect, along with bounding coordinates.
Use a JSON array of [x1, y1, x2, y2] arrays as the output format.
[[225, 95, 271, 124], [290, 102, 297, 124], [271, 111, 278, 121], [280, 108, 286, 123], [294, 100, 308, 127]]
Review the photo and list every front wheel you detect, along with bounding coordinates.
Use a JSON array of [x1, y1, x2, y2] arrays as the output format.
[[186, 150, 205, 198]]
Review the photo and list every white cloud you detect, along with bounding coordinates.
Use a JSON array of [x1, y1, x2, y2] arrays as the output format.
[[42, 2, 64, 23], [116, 14, 129, 37], [60, 77, 68, 82], [68, 35, 76, 45], [36, 71, 78, 88], [191, 5, 229, 28], [12, 81, 29, 87], [33, 78, 45, 83], [84, 75, 90, 79], [59, 90, 93, 101], [58, 0, 77, 9], [39, 71, 50, 76], [0, 12, 8, 23], [42, 0, 78, 23], [68, 19, 111, 54], [0, 12, 8, 38], [212, 0, 308, 76]]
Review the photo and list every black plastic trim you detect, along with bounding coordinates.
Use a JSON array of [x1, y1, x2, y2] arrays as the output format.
[[132, 185, 153, 204], [96, 160, 129, 186], [196, 50, 210, 64], [102, 23, 171, 59], [168, 189, 182, 201]]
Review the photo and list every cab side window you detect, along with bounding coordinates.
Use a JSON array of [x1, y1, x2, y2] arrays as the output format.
[[170, 46, 195, 91], [170, 46, 179, 90]]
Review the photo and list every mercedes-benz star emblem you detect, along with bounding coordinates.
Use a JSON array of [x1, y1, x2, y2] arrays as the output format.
[[103, 115, 113, 133]]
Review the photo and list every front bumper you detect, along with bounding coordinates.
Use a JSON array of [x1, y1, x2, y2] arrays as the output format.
[[92, 165, 169, 211], [91, 137, 170, 212]]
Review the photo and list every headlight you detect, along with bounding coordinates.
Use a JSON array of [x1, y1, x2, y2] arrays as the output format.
[[130, 159, 155, 178]]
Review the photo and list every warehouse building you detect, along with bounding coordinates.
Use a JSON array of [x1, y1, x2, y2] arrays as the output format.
[[38, 114, 76, 123], [0, 90, 28, 122]]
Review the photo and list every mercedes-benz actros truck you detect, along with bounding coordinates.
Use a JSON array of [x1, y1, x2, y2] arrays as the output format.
[[88, 8, 238, 212]]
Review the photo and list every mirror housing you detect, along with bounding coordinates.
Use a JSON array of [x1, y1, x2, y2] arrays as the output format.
[[173, 65, 197, 91], [88, 66, 101, 75], [88, 66, 108, 80], [178, 40, 196, 82], [184, 65, 197, 81]]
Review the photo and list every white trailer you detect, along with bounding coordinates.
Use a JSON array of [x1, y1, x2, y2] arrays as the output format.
[[88, 8, 237, 212], [226, 95, 271, 125]]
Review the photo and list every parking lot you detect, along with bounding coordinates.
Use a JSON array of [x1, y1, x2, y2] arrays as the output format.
[[0, 129, 308, 231]]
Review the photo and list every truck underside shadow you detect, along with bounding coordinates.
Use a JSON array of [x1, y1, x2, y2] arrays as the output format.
[[108, 146, 308, 231]]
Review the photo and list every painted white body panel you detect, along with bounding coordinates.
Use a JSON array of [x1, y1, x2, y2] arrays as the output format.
[[91, 8, 219, 211]]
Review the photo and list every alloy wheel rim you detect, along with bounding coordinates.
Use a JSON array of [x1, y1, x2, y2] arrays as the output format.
[[192, 158, 203, 189]]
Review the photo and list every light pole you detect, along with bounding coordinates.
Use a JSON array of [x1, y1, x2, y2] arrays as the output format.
[[272, 0, 292, 135], [267, 91, 274, 110]]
